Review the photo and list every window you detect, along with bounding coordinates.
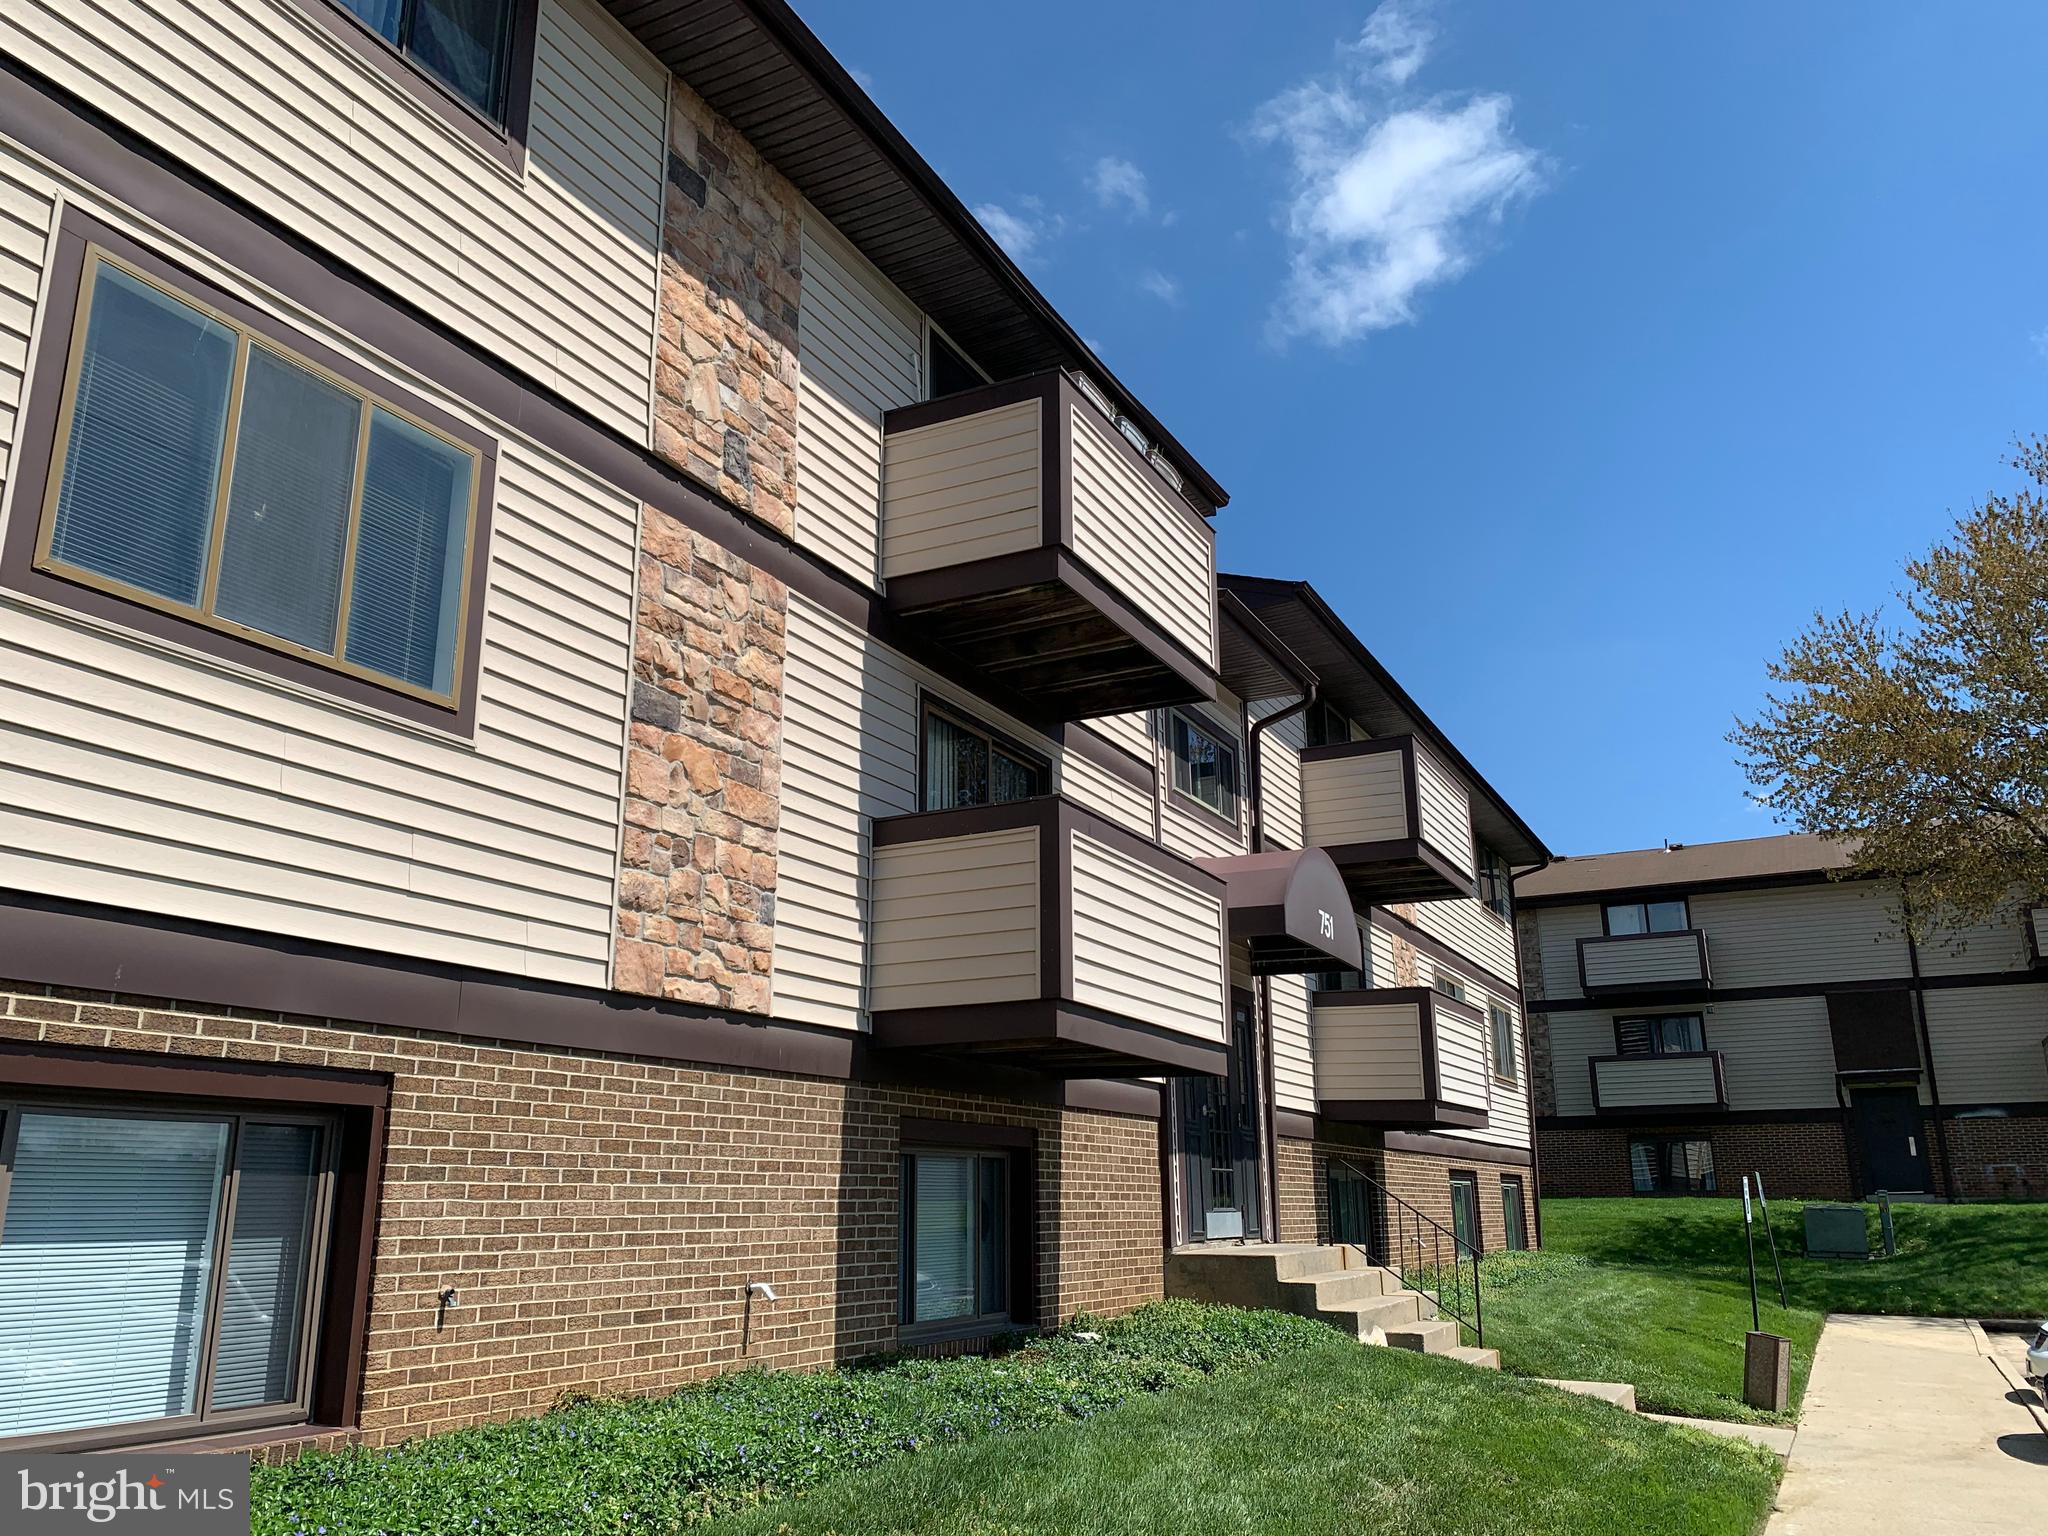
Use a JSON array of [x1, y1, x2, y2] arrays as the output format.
[[1488, 1003, 1517, 1079], [1631, 1137, 1716, 1195], [1303, 701, 1351, 748], [0, 1099, 337, 1448], [332, 0, 522, 124], [1605, 897, 1690, 935], [1170, 712, 1239, 823], [1433, 971, 1471, 1004], [1476, 845, 1512, 920], [922, 701, 1048, 811], [1448, 1173, 1481, 1255], [901, 1149, 1010, 1335], [1616, 1013, 1706, 1057], [1500, 1177, 1529, 1250], [35, 250, 483, 708]]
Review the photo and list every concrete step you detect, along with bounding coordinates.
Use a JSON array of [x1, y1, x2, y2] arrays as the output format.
[[1317, 1292, 1426, 1340], [1538, 1378, 1638, 1410], [1384, 1317, 1462, 1354], [1445, 1346, 1501, 1370], [1165, 1245, 1341, 1309], [1270, 1245, 1351, 1281], [1277, 1266, 1391, 1312]]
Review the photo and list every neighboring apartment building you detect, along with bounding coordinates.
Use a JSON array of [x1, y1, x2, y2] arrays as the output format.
[[1519, 834, 2048, 1202], [0, 0, 1545, 1456]]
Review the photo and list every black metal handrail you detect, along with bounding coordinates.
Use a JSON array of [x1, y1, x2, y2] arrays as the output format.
[[1327, 1153, 1482, 1347]]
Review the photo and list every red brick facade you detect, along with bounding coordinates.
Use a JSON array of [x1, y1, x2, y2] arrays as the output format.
[[1930, 1115, 2048, 1200], [1539, 1119, 1855, 1199], [0, 982, 1163, 1452], [1274, 1135, 1537, 1256]]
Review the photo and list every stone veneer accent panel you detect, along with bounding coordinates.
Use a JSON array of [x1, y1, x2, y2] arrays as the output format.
[[615, 506, 785, 1012], [653, 77, 801, 534], [0, 984, 1166, 1456]]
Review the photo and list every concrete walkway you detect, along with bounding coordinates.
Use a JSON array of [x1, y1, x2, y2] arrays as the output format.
[[1768, 1315, 2045, 1535]]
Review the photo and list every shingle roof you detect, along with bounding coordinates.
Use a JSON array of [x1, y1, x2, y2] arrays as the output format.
[[1514, 832, 1858, 902]]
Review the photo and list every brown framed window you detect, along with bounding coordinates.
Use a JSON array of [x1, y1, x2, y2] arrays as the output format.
[[1169, 710, 1239, 824], [305, 1, 541, 172], [1488, 1003, 1518, 1080], [1475, 844, 1512, 920], [899, 1146, 1013, 1340], [1631, 1137, 1716, 1194], [1604, 897, 1690, 935], [920, 698, 1050, 811], [0, 1096, 340, 1450], [1500, 1176, 1529, 1250], [1615, 1013, 1706, 1058], [5, 213, 497, 734]]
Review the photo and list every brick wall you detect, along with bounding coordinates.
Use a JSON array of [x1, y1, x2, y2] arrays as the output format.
[[615, 507, 786, 1011], [1941, 1115, 2048, 1200], [1539, 1119, 1854, 1199], [1272, 1136, 1536, 1255], [1275, 1135, 1318, 1244], [0, 983, 1163, 1452], [654, 78, 800, 534]]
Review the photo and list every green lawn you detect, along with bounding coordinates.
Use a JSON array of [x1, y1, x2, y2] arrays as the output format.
[[704, 1339, 1781, 1536], [1475, 1196, 2047, 1424]]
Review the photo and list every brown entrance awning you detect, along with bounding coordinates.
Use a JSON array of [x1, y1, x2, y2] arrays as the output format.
[[1196, 848, 1363, 976]]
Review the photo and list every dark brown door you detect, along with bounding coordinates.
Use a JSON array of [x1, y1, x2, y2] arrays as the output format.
[[1852, 1087, 1929, 1193]]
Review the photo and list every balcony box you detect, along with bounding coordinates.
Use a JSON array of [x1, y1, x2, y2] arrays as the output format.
[[867, 795, 1228, 1077], [1590, 1052, 1728, 1114], [1576, 931, 1712, 996], [1312, 986, 1491, 1130], [879, 372, 1218, 719], [1297, 736, 1476, 906]]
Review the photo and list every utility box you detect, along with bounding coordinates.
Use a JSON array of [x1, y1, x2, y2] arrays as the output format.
[[1804, 1203, 1871, 1259]]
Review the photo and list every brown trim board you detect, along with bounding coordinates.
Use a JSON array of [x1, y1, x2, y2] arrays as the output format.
[[1526, 967, 2045, 1013], [0, 58, 1142, 751]]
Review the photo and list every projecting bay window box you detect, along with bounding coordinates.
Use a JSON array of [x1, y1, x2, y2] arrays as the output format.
[[1590, 1052, 1728, 1114], [1577, 931, 1712, 997], [878, 372, 1219, 720], [866, 795, 1229, 1077], [1297, 736, 1476, 906], [1311, 986, 1491, 1131]]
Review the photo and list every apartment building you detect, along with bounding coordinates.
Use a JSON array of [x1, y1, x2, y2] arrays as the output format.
[[1519, 834, 2048, 1202], [0, 0, 1545, 1456]]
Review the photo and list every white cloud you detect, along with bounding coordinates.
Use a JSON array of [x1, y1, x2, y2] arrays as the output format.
[[1139, 269, 1181, 305], [974, 197, 1065, 264], [1089, 155, 1151, 218], [2032, 325, 2048, 363], [1348, 0, 1434, 86], [1252, 0, 1547, 345]]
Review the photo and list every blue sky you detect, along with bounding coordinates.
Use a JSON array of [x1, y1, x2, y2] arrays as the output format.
[[802, 0, 2048, 859]]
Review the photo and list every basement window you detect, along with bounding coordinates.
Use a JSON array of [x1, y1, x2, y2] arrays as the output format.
[[1631, 1137, 1716, 1195], [900, 1148, 1011, 1338]]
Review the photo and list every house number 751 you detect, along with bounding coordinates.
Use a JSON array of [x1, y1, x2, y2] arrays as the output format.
[[1318, 910, 1334, 938]]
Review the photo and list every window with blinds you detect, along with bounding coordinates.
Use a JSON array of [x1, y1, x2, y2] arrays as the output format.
[[0, 1100, 336, 1449], [36, 249, 482, 707], [921, 701, 1048, 812], [900, 1149, 1010, 1336]]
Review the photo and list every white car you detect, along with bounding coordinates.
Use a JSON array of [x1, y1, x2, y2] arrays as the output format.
[[2027, 1323, 2048, 1398]]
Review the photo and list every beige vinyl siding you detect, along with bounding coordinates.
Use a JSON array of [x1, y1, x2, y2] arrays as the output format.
[[1368, 922, 1400, 988], [1060, 748, 1151, 839], [0, 157, 635, 984], [1923, 984, 2048, 1104], [1271, 972, 1315, 1113], [1160, 696, 1246, 861], [1914, 908, 2034, 977], [1412, 739, 1475, 879], [796, 213, 922, 585], [880, 399, 1041, 577], [1412, 896, 1516, 989], [867, 827, 1040, 1012], [1251, 699, 1306, 850], [1532, 905, 1603, 1002], [1434, 1005, 1492, 1119], [1548, 997, 1840, 1115], [774, 592, 1076, 1029], [1580, 931, 1707, 992], [1299, 747, 1406, 848], [1445, 985, 1531, 1153], [1065, 404, 1215, 668], [1086, 710, 1154, 767], [5, 0, 666, 439], [1593, 1055, 1720, 1109], [1549, 1012, 1619, 1117], [1069, 831, 1226, 1043], [0, 151, 52, 484], [1315, 1000, 1426, 1101], [1688, 883, 1908, 987]]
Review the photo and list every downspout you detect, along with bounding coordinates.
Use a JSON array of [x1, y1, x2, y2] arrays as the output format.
[[1900, 889, 1954, 1200], [1246, 683, 1315, 1237], [1510, 854, 1551, 1245]]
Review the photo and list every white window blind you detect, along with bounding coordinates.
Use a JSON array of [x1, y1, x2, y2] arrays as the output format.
[[910, 1154, 976, 1324]]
